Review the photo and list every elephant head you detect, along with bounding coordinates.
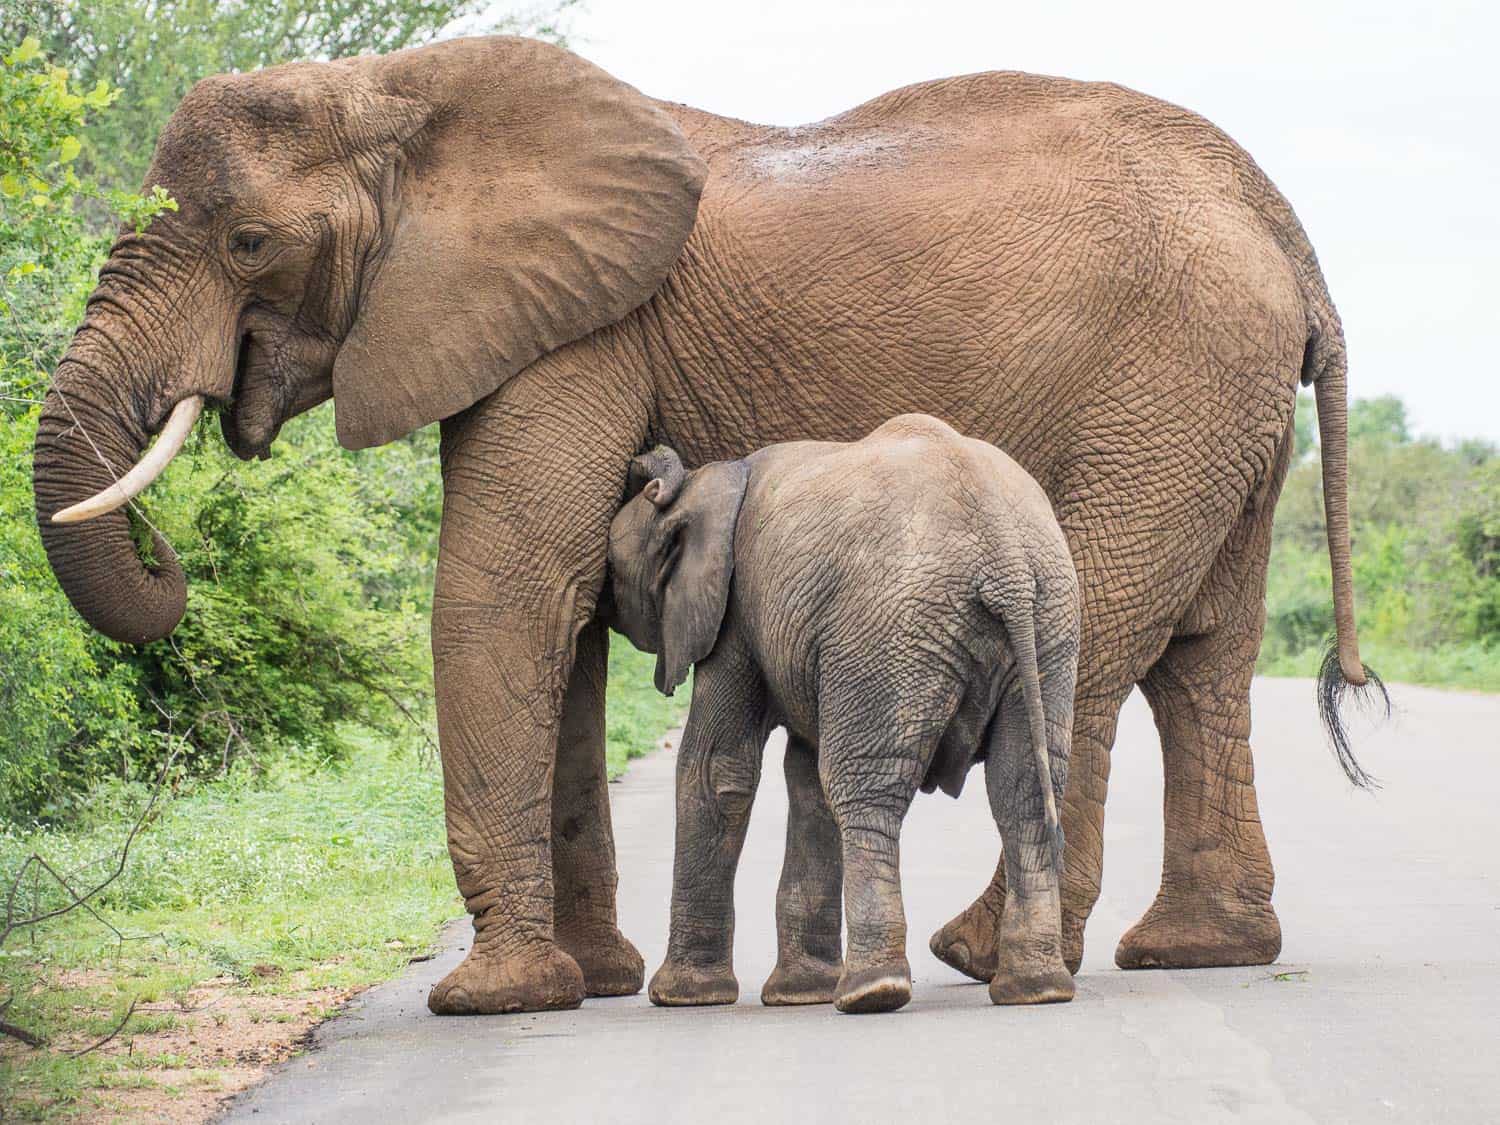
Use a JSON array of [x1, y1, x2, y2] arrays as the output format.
[[607, 446, 749, 695], [33, 36, 705, 644]]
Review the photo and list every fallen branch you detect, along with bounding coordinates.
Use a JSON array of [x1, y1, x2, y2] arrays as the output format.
[[0, 1016, 44, 1048], [69, 997, 140, 1059], [0, 743, 180, 947]]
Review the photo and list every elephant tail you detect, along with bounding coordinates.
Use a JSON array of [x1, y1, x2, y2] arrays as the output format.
[[983, 579, 1063, 867], [1305, 324, 1390, 789]]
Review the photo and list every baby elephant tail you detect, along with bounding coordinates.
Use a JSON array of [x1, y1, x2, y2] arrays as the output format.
[[981, 580, 1062, 869]]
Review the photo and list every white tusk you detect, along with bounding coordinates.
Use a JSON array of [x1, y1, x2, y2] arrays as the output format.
[[52, 395, 204, 524]]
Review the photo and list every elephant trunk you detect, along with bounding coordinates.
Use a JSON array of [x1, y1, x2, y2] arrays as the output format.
[[33, 355, 188, 645]]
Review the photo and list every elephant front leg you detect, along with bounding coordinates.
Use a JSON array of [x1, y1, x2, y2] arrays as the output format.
[[761, 734, 844, 1006], [650, 651, 769, 1007], [427, 596, 589, 1015], [551, 618, 645, 997], [423, 356, 649, 1016]]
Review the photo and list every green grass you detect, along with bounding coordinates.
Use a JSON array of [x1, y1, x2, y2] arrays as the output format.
[[606, 641, 690, 776], [0, 642, 683, 1120], [1258, 638, 1500, 693]]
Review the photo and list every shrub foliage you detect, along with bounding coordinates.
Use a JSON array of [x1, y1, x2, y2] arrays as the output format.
[[0, 3, 564, 821]]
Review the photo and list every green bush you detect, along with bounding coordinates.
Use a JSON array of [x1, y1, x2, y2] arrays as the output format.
[[0, 401, 439, 821], [0, 417, 145, 820], [121, 410, 439, 782], [1, 38, 174, 821]]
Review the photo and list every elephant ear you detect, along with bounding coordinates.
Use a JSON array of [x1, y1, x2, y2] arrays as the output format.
[[650, 460, 750, 696], [331, 37, 706, 450]]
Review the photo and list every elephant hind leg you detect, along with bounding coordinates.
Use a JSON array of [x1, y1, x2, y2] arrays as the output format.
[[1118, 620, 1280, 969], [982, 697, 1074, 1005], [929, 680, 1131, 980], [1115, 427, 1294, 971], [817, 705, 930, 1015]]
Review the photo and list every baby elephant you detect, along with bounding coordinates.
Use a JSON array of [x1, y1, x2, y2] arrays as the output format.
[[607, 415, 1080, 1013]]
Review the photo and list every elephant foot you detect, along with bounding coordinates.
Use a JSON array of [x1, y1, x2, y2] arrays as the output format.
[[761, 956, 843, 1006], [932, 899, 1087, 980], [988, 962, 1075, 1006], [649, 959, 738, 1007], [929, 899, 1001, 982], [427, 942, 585, 1015], [557, 924, 645, 997], [834, 958, 912, 1014], [1114, 895, 1281, 970]]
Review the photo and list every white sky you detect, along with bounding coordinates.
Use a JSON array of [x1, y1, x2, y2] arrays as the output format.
[[499, 1, 1499, 442]]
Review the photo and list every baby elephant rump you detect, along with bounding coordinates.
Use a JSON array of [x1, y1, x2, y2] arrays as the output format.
[[607, 415, 1080, 1013]]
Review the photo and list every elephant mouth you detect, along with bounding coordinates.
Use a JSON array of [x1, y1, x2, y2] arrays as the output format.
[[221, 324, 334, 461], [221, 331, 283, 460]]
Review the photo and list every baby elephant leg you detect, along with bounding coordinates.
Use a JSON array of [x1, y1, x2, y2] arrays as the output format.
[[821, 733, 923, 1014], [984, 703, 1074, 1006], [762, 735, 844, 1006], [649, 657, 769, 1007]]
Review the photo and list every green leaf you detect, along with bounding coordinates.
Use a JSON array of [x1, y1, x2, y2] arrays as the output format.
[[0, 173, 22, 197], [58, 135, 82, 163], [11, 36, 42, 65]]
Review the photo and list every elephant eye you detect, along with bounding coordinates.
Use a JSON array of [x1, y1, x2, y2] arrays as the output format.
[[229, 229, 270, 261]]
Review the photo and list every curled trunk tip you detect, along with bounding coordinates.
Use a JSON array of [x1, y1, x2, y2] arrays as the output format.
[[33, 384, 189, 644]]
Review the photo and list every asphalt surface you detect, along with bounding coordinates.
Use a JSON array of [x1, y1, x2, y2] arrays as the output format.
[[224, 679, 1499, 1124]]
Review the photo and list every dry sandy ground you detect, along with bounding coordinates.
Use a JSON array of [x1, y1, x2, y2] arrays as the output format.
[[1, 967, 368, 1122]]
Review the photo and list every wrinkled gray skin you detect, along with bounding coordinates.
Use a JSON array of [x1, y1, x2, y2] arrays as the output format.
[[607, 416, 1081, 1012]]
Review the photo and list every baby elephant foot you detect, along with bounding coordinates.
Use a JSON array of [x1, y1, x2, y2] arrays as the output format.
[[761, 956, 843, 1006], [988, 940, 1074, 1006], [834, 958, 912, 1014], [427, 942, 585, 1015], [988, 964, 1075, 1006], [649, 959, 739, 1007], [1061, 907, 1086, 975]]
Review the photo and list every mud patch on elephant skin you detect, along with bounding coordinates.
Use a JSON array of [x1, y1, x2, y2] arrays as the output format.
[[742, 127, 941, 181], [0, 969, 363, 1123]]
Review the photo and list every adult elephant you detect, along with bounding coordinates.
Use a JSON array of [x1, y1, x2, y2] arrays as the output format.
[[33, 36, 1378, 1014]]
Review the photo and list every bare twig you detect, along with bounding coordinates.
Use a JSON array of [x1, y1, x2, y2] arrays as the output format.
[[0, 743, 179, 946], [69, 997, 139, 1058], [0, 725, 184, 1051]]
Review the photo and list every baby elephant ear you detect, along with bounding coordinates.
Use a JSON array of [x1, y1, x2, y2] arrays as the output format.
[[629, 446, 686, 508], [653, 460, 750, 695]]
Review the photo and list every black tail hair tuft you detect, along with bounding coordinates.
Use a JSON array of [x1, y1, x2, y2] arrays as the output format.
[[1316, 638, 1390, 790]]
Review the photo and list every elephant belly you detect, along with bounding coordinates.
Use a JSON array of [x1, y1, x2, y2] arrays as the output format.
[[922, 667, 1005, 800]]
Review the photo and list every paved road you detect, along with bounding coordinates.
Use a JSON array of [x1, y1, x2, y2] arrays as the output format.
[[225, 679, 1499, 1124]]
